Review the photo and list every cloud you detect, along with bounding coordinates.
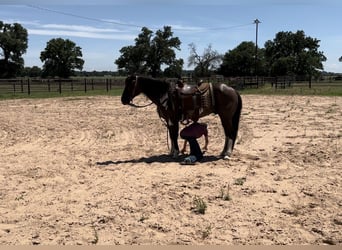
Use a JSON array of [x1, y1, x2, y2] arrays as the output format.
[[2, 16, 137, 41], [12, 20, 137, 40], [28, 28, 136, 40], [168, 24, 206, 32], [41, 24, 124, 33]]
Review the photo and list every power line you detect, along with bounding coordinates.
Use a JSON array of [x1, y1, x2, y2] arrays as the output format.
[[26, 4, 143, 29], [26, 4, 253, 32]]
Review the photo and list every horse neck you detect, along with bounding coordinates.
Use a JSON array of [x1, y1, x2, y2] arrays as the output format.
[[139, 77, 170, 105]]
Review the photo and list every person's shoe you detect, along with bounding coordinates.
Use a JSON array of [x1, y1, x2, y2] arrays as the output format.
[[181, 155, 197, 165]]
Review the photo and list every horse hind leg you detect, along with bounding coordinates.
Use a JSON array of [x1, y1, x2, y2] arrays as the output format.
[[219, 117, 237, 159], [219, 95, 242, 159]]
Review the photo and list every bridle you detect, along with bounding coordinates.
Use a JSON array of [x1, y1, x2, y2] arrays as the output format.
[[128, 76, 153, 108]]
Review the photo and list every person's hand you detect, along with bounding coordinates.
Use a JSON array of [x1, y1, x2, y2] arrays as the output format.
[[180, 148, 186, 154]]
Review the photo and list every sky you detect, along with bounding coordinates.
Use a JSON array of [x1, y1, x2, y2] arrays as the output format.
[[1, 0, 341, 73]]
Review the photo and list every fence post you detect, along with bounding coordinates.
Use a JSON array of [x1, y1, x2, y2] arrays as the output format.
[[84, 78, 87, 92], [106, 78, 109, 92], [13, 80, 16, 93], [58, 79, 62, 94], [27, 78, 31, 95], [21, 79, 24, 93], [309, 75, 312, 89]]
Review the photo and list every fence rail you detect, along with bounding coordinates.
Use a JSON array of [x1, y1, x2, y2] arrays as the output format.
[[1, 76, 341, 96], [0, 78, 126, 95]]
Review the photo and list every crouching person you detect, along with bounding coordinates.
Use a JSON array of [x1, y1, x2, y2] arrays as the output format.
[[180, 122, 208, 165]]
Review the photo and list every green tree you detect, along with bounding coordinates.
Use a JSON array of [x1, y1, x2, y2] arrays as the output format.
[[218, 41, 265, 76], [188, 43, 222, 77], [0, 21, 28, 78], [40, 38, 84, 78], [264, 30, 326, 77], [163, 58, 184, 78], [115, 26, 182, 77], [21, 66, 42, 77], [116, 27, 152, 75]]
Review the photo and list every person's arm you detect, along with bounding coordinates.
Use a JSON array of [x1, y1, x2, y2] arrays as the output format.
[[203, 125, 208, 152], [180, 140, 187, 154], [203, 134, 208, 152]]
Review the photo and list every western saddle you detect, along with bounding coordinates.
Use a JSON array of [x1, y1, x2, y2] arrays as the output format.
[[176, 80, 213, 124]]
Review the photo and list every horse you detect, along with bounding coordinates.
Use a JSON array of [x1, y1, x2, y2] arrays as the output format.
[[121, 75, 242, 159]]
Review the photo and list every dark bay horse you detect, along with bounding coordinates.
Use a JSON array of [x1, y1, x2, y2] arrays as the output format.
[[121, 75, 242, 159]]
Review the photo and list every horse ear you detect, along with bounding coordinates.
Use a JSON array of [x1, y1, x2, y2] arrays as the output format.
[[126, 74, 136, 82]]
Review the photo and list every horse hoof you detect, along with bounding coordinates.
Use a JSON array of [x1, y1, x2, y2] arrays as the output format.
[[223, 155, 230, 160], [171, 152, 179, 159]]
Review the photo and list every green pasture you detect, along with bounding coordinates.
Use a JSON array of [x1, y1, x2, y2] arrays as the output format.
[[0, 88, 122, 100], [240, 82, 342, 96]]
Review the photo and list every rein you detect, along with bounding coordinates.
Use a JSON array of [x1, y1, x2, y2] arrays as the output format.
[[158, 115, 170, 151], [128, 102, 154, 108]]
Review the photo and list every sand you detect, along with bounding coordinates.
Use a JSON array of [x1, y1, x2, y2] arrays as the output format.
[[0, 94, 341, 245]]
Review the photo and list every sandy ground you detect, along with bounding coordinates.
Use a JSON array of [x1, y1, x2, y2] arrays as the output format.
[[0, 94, 341, 245]]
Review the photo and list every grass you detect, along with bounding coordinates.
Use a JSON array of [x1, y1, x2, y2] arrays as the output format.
[[219, 185, 232, 201], [240, 82, 342, 96], [0, 88, 123, 100], [234, 177, 246, 186], [201, 224, 212, 239], [192, 196, 207, 214]]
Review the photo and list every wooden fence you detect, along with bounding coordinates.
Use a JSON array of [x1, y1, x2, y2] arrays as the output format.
[[0, 78, 126, 95], [182, 76, 265, 89], [1, 76, 341, 96]]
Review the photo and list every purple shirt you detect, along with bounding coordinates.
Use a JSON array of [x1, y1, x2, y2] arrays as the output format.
[[180, 123, 208, 139]]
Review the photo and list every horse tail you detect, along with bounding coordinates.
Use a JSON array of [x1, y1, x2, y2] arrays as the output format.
[[232, 91, 242, 146]]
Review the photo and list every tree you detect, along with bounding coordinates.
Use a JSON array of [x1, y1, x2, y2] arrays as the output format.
[[163, 58, 184, 77], [115, 26, 182, 77], [0, 21, 28, 78], [21, 66, 42, 77], [115, 27, 152, 75], [40, 38, 84, 78], [218, 41, 265, 76], [264, 30, 326, 77], [188, 43, 222, 77]]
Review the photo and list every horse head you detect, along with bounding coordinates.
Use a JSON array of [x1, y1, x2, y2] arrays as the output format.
[[121, 75, 141, 105]]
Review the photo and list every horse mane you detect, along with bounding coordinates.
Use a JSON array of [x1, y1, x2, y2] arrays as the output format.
[[138, 76, 171, 101]]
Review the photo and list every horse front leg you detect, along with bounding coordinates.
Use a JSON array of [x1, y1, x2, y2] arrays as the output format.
[[221, 137, 234, 160], [167, 119, 179, 158]]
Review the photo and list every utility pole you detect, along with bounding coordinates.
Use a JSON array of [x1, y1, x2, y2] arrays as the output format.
[[254, 19, 261, 77]]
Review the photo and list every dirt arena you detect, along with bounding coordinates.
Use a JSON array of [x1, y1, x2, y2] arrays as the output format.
[[0, 94, 341, 245]]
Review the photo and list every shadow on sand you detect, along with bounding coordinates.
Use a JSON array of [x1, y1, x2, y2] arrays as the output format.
[[96, 154, 222, 166]]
